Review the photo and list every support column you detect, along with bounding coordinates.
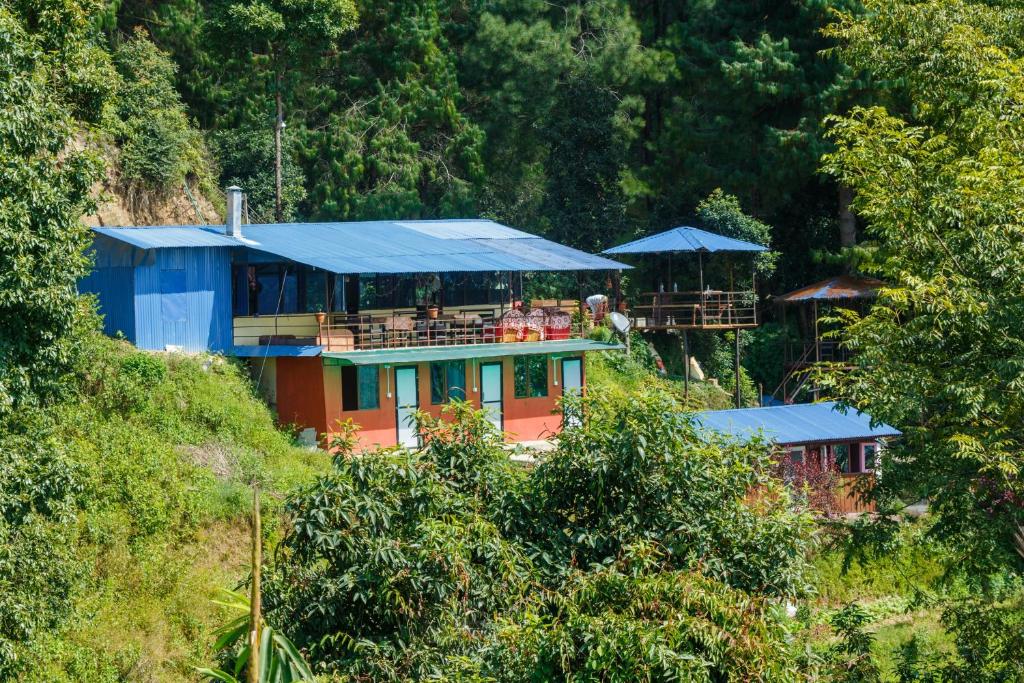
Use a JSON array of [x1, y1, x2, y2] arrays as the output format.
[[813, 300, 820, 402], [682, 329, 689, 400], [734, 329, 742, 408]]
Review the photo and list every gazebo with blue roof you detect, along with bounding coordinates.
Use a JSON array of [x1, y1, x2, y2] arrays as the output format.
[[603, 225, 769, 406]]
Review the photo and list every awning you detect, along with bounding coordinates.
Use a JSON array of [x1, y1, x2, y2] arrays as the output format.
[[231, 345, 323, 357], [775, 275, 884, 303], [322, 339, 624, 366]]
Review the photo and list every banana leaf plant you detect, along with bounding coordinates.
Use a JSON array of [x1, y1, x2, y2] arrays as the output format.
[[197, 589, 314, 683]]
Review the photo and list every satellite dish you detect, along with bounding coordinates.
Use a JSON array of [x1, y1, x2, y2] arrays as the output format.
[[608, 312, 631, 335]]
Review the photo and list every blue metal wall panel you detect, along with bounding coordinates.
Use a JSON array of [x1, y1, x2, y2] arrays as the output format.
[[79, 264, 136, 342], [133, 247, 232, 352]]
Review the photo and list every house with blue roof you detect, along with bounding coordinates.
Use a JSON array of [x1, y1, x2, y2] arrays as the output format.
[[697, 401, 901, 514], [80, 187, 628, 449]]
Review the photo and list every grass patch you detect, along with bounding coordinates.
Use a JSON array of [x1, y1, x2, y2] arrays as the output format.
[[32, 335, 329, 680]]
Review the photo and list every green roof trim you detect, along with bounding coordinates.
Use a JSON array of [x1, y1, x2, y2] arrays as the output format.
[[322, 339, 624, 366]]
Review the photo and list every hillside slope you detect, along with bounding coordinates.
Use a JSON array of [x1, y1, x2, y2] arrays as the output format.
[[25, 334, 327, 681]]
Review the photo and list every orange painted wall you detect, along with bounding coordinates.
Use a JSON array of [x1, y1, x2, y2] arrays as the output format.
[[502, 355, 583, 442], [324, 364, 398, 450], [315, 354, 586, 449], [275, 357, 328, 437]]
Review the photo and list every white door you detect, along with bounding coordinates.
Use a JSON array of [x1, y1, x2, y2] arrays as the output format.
[[395, 366, 419, 448], [561, 357, 583, 428], [480, 362, 503, 432]]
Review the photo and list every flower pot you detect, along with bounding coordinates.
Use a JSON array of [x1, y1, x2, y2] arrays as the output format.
[[315, 311, 327, 325], [427, 306, 439, 319]]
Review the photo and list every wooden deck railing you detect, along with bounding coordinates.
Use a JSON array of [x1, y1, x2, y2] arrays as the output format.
[[315, 307, 582, 352], [630, 290, 757, 330]]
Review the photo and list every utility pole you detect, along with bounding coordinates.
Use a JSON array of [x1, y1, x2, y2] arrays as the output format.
[[248, 484, 262, 683], [274, 68, 284, 223]]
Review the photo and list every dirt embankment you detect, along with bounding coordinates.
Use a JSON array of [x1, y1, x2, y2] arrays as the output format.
[[81, 137, 222, 227]]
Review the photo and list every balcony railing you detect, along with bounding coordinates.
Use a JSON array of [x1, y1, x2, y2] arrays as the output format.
[[630, 290, 757, 330], [315, 307, 582, 352]]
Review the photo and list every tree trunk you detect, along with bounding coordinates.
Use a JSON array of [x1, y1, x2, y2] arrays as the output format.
[[274, 70, 284, 223], [839, 184, 856, 250]]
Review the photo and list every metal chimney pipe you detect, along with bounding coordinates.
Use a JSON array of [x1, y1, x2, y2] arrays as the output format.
[[226, 186, 243, 238]]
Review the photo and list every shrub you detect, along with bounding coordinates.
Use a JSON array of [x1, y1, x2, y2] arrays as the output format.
[[110, 30, 210, 193], [487, 544, 801, 682], [520, 387, 815, 597], [264, 441, 532, 679]]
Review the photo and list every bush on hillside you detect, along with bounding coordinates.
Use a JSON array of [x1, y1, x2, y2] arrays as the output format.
[[111, 30, 212, 194]]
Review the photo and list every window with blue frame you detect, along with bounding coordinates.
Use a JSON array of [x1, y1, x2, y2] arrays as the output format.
[[430, 361, 467, 404]]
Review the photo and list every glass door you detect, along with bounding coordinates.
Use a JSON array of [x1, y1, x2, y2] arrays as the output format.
[[561, 357, 583, 428], [395, 366, 419, 448], [480, 362, 503, 432]]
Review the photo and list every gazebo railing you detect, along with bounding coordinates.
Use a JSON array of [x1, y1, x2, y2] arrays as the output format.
[[630, 290, 757, 330]]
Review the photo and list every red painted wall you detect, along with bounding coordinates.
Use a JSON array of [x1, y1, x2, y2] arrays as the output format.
[[324, 364, 397, 450], [275, 357, 328, 437]]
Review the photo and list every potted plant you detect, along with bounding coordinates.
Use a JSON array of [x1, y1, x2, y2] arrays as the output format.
[[427, 304, 440, 319], [315, 309, 327, 326]]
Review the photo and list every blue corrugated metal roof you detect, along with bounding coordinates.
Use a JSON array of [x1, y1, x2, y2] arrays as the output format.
[[603, 226, 768, 255], [92, 226, 240, 249], [696, 401, 901, 446], [90, 219, 628, 274]]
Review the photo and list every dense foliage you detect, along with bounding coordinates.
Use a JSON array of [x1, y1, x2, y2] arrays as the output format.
[[107, 0, 857, 287], [824, 0, 1024, 575], [821, 0, 1024, 676], [265, 390, 815, 680]]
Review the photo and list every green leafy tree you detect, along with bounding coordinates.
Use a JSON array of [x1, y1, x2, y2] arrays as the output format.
[[822, 0, 1024, 573], [487, 543, 802, 682], [208, 0, 357, 220], [822, 0, 1024, 674], [263, 416, 531, 679], [697, 189, 778, 279], [457, 0, 647, 250], [110, 29, 210, 194], [0, 0, 111, 672], [515, 388, 813, 596], [211, 127, 306, 222], [0, 3, 106, 414], [265, 393, 815, 679], [297, 0, 484, 220]]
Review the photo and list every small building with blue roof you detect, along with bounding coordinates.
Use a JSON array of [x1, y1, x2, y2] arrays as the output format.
[[697, 401, 901, 514]]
